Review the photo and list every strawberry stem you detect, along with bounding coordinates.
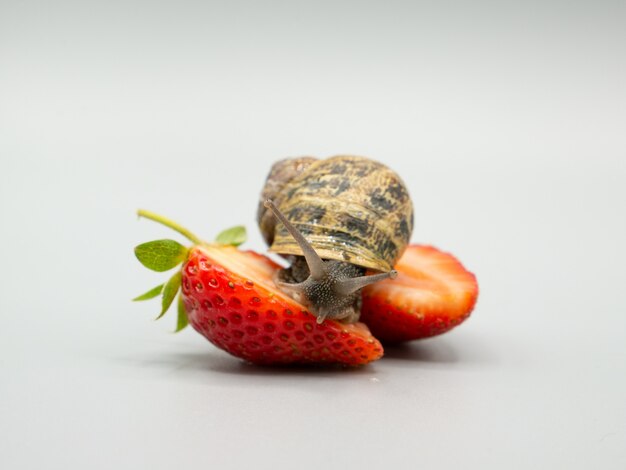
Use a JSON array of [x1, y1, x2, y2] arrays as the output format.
[[137, 209, 204, 245]]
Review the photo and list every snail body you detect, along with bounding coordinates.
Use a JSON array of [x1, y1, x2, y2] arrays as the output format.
[[258, 155, 413, 324]]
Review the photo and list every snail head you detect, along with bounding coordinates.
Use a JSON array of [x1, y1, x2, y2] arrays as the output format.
[[264, 199, 397, 324]]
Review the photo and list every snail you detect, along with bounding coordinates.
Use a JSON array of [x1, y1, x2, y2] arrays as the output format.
[[257, 155, 414, 324]]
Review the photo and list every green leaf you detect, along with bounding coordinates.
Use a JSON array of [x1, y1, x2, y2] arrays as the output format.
[[132, 284, 164, 301], [175, 295, 188, 332], [157, 271, 181, 319], [134, 239, 188, 272], [215, 225, 247, 246]]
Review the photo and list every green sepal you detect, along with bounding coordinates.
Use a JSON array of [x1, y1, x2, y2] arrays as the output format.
[[133, 284, 164, 301], [175, 295, 188, 332], [215, 225, 247, 247], [157, 271, 181, 319], [134, 239, 189, 272]]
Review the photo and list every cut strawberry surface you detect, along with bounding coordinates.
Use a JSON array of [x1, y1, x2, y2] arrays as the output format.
[[361, 245, 478, 343], [181, 245, 383, 365]]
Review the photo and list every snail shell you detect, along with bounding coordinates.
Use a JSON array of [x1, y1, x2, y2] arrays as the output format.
[[257, 156, 317, 247], [257, 155, 413, 272]]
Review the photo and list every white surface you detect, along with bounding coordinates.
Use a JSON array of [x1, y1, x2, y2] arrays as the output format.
[[1, 1, 625, 469]]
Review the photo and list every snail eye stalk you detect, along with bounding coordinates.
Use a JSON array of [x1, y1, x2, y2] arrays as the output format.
[[264, 199, 327, 280], [335, 270, 398, 296]]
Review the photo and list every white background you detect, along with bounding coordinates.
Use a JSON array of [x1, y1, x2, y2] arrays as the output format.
[[1, 1, 625, 469]]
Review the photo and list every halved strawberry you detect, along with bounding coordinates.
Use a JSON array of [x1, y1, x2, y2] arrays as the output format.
[[360, 245, 478, 343], [182, 245, 383, 365], [133, 210, 383, 366]]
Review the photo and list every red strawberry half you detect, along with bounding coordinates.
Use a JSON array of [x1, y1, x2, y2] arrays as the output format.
[[360, 245, 478, 343], [181, 245, 383, 365], [133, 210, 383, 366]]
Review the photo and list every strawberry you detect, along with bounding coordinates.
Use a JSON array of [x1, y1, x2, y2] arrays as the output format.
[[133, 210, 383, 366], [181, 245, 383, 365], [360, 245, 478, 343]]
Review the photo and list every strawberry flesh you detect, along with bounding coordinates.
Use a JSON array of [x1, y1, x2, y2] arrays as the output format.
[[181, 245, 383, 365], [360, 245, 478, 343]]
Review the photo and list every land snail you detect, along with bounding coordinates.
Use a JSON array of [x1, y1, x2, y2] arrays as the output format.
[[257, 155, 414, 325]]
